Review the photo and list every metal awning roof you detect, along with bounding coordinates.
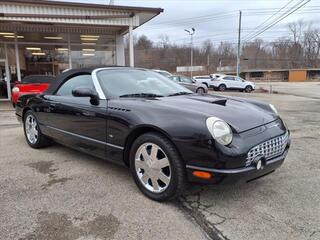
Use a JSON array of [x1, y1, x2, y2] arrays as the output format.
[[0, 0, 163, 34]]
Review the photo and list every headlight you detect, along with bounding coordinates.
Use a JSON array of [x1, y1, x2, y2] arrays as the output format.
[[206, 117, 233, 145], [269, 104, 278, 115], [12, 87, 20, 93]]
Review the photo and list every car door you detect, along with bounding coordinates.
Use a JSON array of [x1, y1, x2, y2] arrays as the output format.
[[236, 77, 247, 89], [222, 76, 236, 89], [43, 74, 108, 159], [232, 77, 245, 89], [179, 76, 197, 92]]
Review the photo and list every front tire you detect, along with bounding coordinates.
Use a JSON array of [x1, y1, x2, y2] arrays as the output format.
[[23, 110, 51, 148], [245, 85, 253, 92], [218, 84, 226, 91], [130, 133, 186, 201]]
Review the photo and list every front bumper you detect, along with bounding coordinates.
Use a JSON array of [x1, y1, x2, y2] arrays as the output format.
[[186, 149, 289, 184]]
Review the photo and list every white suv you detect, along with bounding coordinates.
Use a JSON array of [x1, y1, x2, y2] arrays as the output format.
[[211, 75, 255, 92], [193, 75, 212, 88], [193, 74, 227, 88]]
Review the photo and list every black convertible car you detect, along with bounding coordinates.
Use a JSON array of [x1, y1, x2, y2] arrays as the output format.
[[16, 67, 290, 201]]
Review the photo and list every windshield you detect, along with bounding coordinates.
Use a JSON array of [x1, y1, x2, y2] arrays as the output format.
[[97, 69, 192, 98]]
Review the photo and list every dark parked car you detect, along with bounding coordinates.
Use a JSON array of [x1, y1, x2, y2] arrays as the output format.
[[16, 67, 290, 201], [169, 75, 208, 94]]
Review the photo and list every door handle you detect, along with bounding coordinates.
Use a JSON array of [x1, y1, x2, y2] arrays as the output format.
[[49, 103, 56, 110]]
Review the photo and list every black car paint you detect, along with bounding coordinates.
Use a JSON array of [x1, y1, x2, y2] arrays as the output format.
[[16, 68, 290, 184]]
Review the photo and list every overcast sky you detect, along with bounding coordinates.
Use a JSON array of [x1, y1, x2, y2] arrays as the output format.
[[55, 0, 319, 45]]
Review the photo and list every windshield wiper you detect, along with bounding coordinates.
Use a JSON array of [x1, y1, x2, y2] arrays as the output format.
[[168, 91, 193, 97], [119, 93, 164, 98]]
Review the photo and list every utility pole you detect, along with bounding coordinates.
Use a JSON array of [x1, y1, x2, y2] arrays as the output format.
[[236, 10, 242, 77], [184, 28, 195, 78]]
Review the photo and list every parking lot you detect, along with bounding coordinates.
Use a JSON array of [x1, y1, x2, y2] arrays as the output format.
[[0, 83, 319, 240]]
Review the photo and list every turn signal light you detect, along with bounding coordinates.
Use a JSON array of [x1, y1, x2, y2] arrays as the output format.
[[192, 171, 212, 179]]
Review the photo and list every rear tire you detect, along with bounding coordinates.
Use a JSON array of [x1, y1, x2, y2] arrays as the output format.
[[202, 82, 208, 88], [196, 87, 205, 94], [218, 84, 226, 91], [130, 132, 186, 202], [23, 110, 51, 148]]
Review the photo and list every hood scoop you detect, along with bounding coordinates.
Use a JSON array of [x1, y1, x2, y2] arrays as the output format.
[[210, 98, 227, 106], [187, 96, 228, 106]]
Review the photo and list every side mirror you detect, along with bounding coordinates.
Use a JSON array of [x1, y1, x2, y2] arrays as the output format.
[[72, 87, 99, 105]]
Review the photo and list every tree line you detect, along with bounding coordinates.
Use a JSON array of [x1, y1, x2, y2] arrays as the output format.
[[125, 21, 320, 73]]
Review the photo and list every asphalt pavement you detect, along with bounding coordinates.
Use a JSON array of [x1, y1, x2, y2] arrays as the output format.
[[0, 83, 319, 240]]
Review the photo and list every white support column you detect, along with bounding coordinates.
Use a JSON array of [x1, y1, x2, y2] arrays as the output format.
[[116, 35, 125, 66], [4, 43, 11, 100], [14, 32, 21, 82], [129, 25, 134, 67], [68, 33, 72, 69]]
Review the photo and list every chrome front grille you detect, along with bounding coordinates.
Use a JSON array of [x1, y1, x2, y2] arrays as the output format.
[[246, 132, 289, 167]]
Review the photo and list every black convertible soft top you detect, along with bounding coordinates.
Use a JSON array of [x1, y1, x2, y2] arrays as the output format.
[[44, 68, 93, 95], [44, 66, 125, 95]]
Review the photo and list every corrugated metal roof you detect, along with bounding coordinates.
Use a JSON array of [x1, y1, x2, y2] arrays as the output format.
[[0, 2, 139, 26], [6, 0, 163, 13]]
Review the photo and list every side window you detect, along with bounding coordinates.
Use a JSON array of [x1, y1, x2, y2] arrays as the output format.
[[56, 74, 94, 96], [180, 76, 193, 83], [223, 76, 235, 81], [171, 76, 180, 82]]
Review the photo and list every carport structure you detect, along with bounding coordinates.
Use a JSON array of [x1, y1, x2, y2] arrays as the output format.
[[0, 0, 163, 100]]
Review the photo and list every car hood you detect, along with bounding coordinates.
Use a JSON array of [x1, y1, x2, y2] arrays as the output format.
[[151, 94, 277, 133]]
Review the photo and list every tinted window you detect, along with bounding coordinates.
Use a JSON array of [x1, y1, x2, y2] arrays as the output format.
[[22, 75, 55, 84], [180, 76, 193, 83], [56, 74, 94, 96], [170, 76, 180, 82], [250, 72, 263, 78], [223, 76, 235, 81], [97, 69, 191, 97]]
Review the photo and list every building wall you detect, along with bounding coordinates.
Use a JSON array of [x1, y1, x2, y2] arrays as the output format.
[[244, 71, 288, 81], [288, 70, 307, 82]]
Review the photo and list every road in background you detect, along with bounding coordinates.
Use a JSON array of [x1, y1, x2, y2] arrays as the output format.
[[255, 81, 320, 99]]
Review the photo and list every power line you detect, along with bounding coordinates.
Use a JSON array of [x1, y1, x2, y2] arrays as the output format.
[[244, 0, 295, 35], [243, 0, 304, 40], [244, 0, 312, 41]]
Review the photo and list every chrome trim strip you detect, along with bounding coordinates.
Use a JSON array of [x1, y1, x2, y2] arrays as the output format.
[[46, 125, 124, 150], [186, 150, 288, 174], [91, 68, 107, 100]]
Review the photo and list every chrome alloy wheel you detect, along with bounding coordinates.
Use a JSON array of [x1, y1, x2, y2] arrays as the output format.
[[25, 115, 38, 144], [135, 143, 171, 193]]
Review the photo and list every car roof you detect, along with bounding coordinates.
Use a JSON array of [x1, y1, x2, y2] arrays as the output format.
[[45, 66, 129, 95]]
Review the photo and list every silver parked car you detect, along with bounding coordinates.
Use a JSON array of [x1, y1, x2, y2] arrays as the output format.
[[169, 75, 208, 94], [152, 69, 173, 78]]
